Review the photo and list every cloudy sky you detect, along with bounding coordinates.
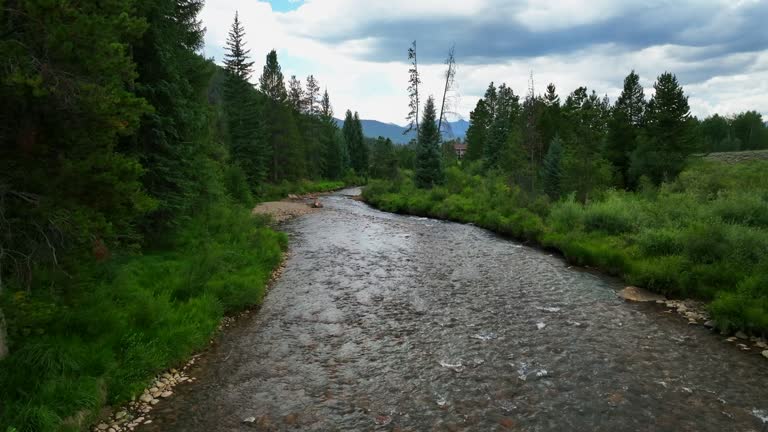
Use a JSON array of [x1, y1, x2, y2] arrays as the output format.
[[200, 0, 768, 124]]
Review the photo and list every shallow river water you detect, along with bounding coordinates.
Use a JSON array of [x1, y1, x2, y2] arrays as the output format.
[[141, 188, 768, 431]]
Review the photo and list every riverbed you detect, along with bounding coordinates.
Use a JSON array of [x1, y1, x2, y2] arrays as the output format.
[[139, 188, 768, 431]]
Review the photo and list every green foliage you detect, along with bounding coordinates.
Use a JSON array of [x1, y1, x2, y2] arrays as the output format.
[[541, 135, 564, 198], [414, 97, 444, 188], [464, 99, 490, 162], [258, 50, 287, 103], [258, 179, 348, 202], [0, 203, 286, 432], [365, 160, 768, 334], [606, 70, 645, 187], [630, 72, 694, 184], [370, 137, 398, 180]]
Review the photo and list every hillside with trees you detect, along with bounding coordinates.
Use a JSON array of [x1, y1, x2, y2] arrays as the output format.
[[0, 3, 366, 431]]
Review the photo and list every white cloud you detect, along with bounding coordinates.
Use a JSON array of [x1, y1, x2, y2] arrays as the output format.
[[201, 0, 768, 124]]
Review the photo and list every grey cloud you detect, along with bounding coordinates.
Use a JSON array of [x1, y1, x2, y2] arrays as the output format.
[[290, 1, 768, 81]]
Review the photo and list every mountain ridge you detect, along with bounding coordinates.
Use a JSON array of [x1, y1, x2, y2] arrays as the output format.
[[334, 118, 469, 144]]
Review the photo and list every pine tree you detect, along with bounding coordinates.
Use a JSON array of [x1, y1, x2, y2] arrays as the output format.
[[222, 14, 267, 186], [415, 96, 444, 188], [370, 137, 397, 179], [465, 99, 490, 162], [606, 70, 645, 188], [342, 110, 365, 176], [542, 135, 564, 199], [484, 82, 498, 121], [305, 75, 321, 116], [539, 83, 562, 152], [351, 112, 368, 175], [287, 75, 305, 112], [630, 72, 693, 184], [223, 12, 254, 81], [485, 84, 520, 169], [259, 50, 287, 102]]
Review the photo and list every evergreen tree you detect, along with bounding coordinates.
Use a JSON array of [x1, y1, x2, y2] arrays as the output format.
[[606, 70, 645, 188], [484, 82, 498, 121], [305, 75, 321, 116], [0, 0, 152, 299], [343, 110, 366, 176], [559, 86, 613, 201], [287, 75, 305, 112], [485, 84, 520, 169], [539, 83, 562, 153], [350, 112, 368, 175], [223, 12, 254, 80], [415, 96, 444, 188], [222, 15, 267, 186], [465, 99, 490, 162], [318, 90, 344, 179], [732, 111, 768, 150], [259, 50, 287, 102], [370, 137, 398, 179], [630, 72, 693, 184], [542, 135, 564, 199]]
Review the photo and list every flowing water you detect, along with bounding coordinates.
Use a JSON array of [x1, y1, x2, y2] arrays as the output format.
[[140, 189, 768, 431]]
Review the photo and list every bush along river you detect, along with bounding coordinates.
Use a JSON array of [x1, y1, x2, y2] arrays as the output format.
[[137, 188, 768, 431]]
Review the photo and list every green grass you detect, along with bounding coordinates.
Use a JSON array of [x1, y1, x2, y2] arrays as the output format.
[[0, 202, 287, 432], [364, 161, 768, 335]]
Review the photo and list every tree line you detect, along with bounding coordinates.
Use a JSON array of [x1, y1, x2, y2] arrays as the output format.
[[406, 66, 768, 201], [221, 12, 369, 188]]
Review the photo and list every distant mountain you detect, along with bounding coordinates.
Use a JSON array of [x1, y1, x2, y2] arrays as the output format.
[[334, 118, 469, 144]]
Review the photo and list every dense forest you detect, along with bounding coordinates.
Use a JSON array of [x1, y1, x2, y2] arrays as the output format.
[[365, 52, 768, 337], [0, 2, 369, 431]]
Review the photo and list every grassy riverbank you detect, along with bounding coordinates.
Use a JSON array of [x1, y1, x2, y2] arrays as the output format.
[[0, 203, 286, 432], [364, 160, 768, 335], [258, 179, 352, 202]]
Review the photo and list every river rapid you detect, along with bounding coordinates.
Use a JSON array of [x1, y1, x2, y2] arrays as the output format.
[[140, 188, 768, 431]]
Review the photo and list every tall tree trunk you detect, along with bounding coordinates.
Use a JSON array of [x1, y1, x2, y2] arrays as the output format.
[[437, 46, 456, 138]]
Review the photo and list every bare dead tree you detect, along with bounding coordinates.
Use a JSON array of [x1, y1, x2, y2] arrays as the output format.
[[437, 45, 457, 140], [404, 41, 420, 136]]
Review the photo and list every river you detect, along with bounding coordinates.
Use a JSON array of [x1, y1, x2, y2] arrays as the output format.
[[140, 188, 768, 431]]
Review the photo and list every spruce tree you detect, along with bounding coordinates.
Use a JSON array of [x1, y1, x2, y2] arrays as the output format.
[[465, 99, 490, 162], [415, 96, 444, 188], [223, 14, 267, 186], [287, 75, 305, 112], [485, 84, 519, 169], [319, 90, 344, 179], [539, 83, 562, 153], [223, 12, 254, 80], [606, 70, 645, 188], [350, 112, 368, 175], [630, 72, 693, 184], [542, 135, 564, 199], [259, 50, 287, 102], [305, 75, 321, 116]]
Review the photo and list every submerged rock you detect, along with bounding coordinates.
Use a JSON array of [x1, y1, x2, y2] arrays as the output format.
[[618, 286, 666, 302]]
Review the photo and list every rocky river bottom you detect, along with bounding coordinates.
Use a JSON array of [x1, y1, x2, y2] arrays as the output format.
[[138, 188, 768, 431]]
